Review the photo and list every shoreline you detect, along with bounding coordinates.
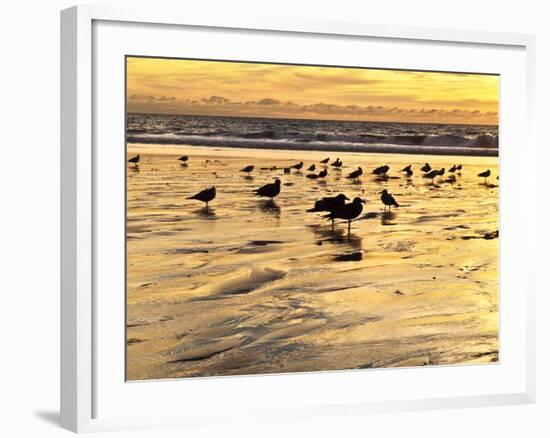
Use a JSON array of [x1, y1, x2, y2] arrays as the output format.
[[126, 140, 498, 158], [127, 143, 499, 165]]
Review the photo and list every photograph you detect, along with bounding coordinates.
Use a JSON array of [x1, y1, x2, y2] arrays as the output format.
[[125, 56, 499, 381]]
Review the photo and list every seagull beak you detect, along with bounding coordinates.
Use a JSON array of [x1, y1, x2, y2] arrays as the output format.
[[344, 196, 350, 200], [361, 199, 366, 204]]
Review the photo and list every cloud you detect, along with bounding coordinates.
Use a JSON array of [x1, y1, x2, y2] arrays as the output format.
[[256, 98, 281, 105], [127, 94, 498, 124], [202, 95, 231, 104]]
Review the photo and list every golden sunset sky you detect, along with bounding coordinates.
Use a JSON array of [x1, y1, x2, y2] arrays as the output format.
[[126, 57, 499, 125]]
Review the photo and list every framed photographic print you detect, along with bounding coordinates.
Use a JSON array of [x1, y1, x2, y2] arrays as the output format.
[[61, 5, 536, 433]]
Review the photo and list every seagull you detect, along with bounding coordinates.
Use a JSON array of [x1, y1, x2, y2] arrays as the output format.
[[320, 157, 330, 164], [291, 162, 304, 171], [347, 167, 363, 181], [308, 193, 350, 228], [325, 197, 366, 233], [187, 187, 216, 207], [401, 164, 413, 177], [254, 179, 281, 199], [308, 194, 349, 213], [128, 154, 140, 165], [449, 165, 457, 173], [456, 164, 463, 171], [380, 189, 399, 211], [178, 155, 189, 162], [307, 164, 316, 172], [240, 165, 254, 175], [308, 168, 329, 179], [373, 165, 389, 176], [424, 168, 445, 184], [478, 169, 491, 184], [331, 158, 342, 168], [421, 163, 432, 173]]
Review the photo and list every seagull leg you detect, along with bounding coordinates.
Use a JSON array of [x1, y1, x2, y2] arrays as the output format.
[[348, 220, 351, 234]]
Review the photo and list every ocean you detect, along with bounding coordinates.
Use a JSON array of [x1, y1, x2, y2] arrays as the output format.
[[127, 113, 499, 157]]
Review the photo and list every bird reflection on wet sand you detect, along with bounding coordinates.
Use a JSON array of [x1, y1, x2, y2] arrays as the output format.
[[381, 210, 397, 226], [258, 199, 281, 215], [194, 207, 217, 218]]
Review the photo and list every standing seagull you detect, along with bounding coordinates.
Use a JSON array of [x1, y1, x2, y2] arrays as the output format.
[[478, 169, 491, 184], [128, 154, 140, 166], [401, 164, 413, 177], [380, 189, 399, 211], [307, 164, 316, 172], [320, 157, 330, 164], [308, 194, 349, 213], [421, 163, 432, 173], [240, 165, 254, 175], [331, 158, 343, 168], [373, 165, 390, 176], [254, 179, 281, 199], [347, 167, 363, 181], [188, 187, 216, 207], [307, 168, 328, 179], [178, 155, 189, 163], [325, 197, 366, 233], [308, 193, 349, 228], [291, 162, 304, 171], [449, 165, 457, 173], [424, 168, 445, 185]]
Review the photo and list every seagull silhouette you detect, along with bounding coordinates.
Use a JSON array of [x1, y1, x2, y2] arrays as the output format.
[[187, 187, 216, 207], [307, 168, 328, 179], [421, 163, 431, 173], [401, 164, 413, 176], [178, 155, 189, 162], [309, 194, 350, 228], [373, 165, 389, 175], [320, 157, 330, 164], [254, 179, 281, 199], [325, 197, 366, 233], [380, 189, 399, 211], [307, 164, 316, 171], [128, 154, 140, 165], [240, 165, 254, 175], [291, 162, 304, 171], [331, 158, 342, 168], [308, 193, 349, 212], [478, 169, 491, 184], [424, 168, 445, 184], [347, 167, 363, 181]]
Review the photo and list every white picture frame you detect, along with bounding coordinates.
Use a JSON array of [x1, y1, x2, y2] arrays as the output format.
[[60, 4, 536, 433]]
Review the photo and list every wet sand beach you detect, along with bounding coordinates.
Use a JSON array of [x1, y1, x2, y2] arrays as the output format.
[[126, 144, 499, 381]]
